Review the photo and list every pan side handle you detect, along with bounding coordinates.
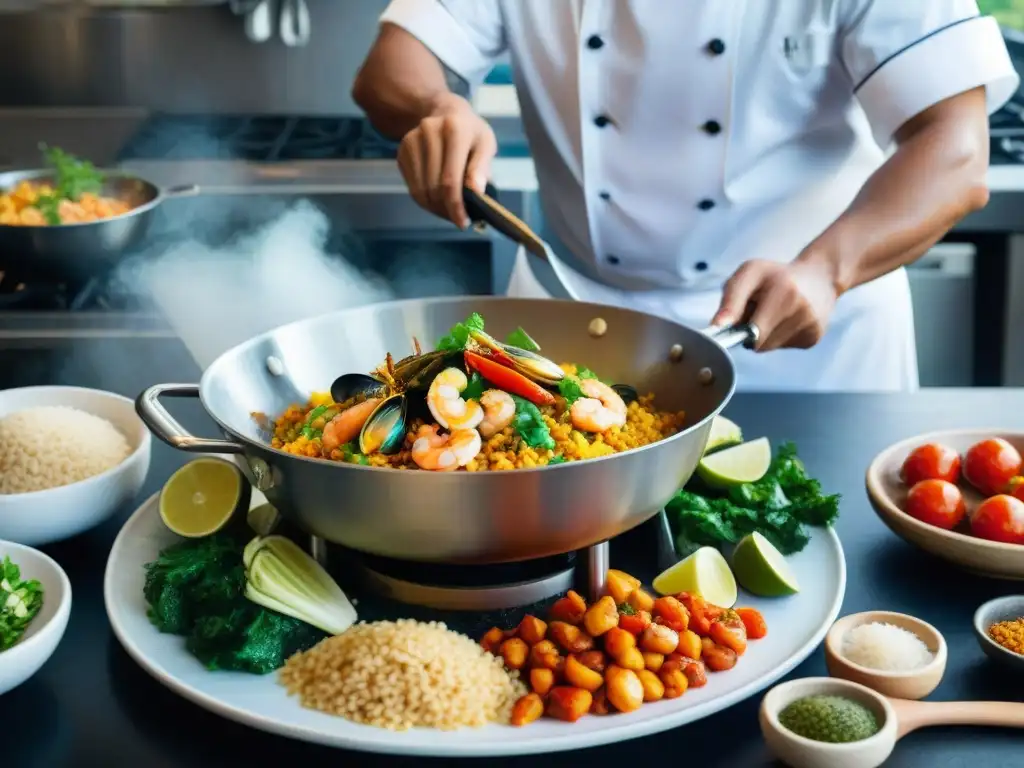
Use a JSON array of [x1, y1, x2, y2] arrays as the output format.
[[136, 384, 246, 454], [701, 323, 760, 350], [463, 184, 550, 263]]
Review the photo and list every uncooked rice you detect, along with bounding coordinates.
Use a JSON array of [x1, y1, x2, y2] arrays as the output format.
[[279, 619, 526, 731], [0, 405, 132, 494]]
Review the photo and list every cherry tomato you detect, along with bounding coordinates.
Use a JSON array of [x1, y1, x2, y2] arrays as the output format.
[[900, 443, 961, 486], [1009, 477, 1024, 504], [905, 479, 967, 530], [963, 438, 1023, 496], [970, 494, 1024, 545]]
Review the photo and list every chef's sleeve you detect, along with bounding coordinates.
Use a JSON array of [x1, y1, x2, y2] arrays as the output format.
[[839, 0, 1020, 148], [379, 0, 507, 87]]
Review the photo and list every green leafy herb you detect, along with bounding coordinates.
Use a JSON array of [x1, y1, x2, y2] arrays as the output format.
[[339, 441, 370, 465], [666, 442, 839, 555], [436, 312, 486, 352], [303, 404, 330, 428], [506, 327, 540, 352], [32, 144, 105, 225], [576, 366, 599, 380], [0, 556, 44, 652], [510, 394, 556, 450], [558, 376, 586, 405], [617, 602, 637, 616], [143, 532, 323, 674], [463, 371, 487, 400], [548, 455, 567, 465]]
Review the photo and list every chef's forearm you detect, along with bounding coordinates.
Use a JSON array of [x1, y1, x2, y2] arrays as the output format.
[[796, 87, 991, 296], [352, 23, 464, 140]]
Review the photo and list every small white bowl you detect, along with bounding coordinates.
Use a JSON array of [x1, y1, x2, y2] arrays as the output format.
[[760, 677, 898, 768], [973, 595, 1024, 671], [0, 539, 72, 696], [0, 386, 151, 545]]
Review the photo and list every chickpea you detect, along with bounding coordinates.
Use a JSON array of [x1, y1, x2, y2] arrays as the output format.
[[641, 623, 680, 655], [659, 667, 689, 699], [636, 669, 665, 702], [510, 693, 544, 727], [480, 626, 504, 654], [518, 615, 548, 645], [591, 686, 612, 715], [583, 595, 620, 637], [677, 628, 702, 660], [547, 686, 593, 723], [564, 654, 605, 692], [530, 667, 555, 696], [616, 646, 646, 672], [627, 588, 655, 613], [642, 651, 665, 672], [529, 640, 562, 670], [576, 650, 608, 673], [603, 627, 637, 660], [605, 665, 645, 713], [549, 621, 595, 653], [499, 637, 529, 670]]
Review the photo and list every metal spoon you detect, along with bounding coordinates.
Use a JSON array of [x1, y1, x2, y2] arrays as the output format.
[[244, 0, 274, 44], [279, 0, 310, 47]]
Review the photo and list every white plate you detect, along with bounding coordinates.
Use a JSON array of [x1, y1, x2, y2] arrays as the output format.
[[104, 493, 846, 757]]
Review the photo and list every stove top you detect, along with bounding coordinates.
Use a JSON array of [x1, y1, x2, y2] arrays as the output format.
[[117, 114, 531, 162], [0, 271, 153, 313]]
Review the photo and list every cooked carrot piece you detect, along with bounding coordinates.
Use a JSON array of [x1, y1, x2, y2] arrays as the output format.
[[480, 626, 504, 654], [530, 667, 555, 696], [518, 615, 549, 644], [547, 686, 593, 723], [618, 609, 652, 636], [511, 693, 545, 727], [652, 596, 690, 633], [735, 607, 768, 639], [549, 590, 587, 625], [709, 613, 748, 656]]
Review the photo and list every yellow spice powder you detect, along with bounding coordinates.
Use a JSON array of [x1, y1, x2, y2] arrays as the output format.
[[988, 617, 1024, 655]]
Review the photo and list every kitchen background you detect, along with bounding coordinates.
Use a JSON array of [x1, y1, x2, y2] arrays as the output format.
[[0, 0, 1022, 391]]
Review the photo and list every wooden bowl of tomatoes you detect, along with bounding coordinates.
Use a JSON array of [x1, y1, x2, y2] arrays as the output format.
[[866, 430, 1024, 580]]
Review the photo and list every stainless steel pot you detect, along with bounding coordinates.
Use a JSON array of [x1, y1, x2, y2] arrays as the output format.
[[0, 168, 198, 282], [136, 297, 755, 564]]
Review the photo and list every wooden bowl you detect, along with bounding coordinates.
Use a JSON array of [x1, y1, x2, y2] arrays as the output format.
[[865, 429, 1024, 580], [973, 595, 1024, 671], [824, 611, 947, 700]]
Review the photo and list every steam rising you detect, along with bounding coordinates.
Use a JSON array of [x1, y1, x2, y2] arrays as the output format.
[[122, 200, 396, 370]]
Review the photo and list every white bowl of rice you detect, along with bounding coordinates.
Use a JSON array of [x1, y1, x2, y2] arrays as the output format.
[[0, 386, 151, 546]]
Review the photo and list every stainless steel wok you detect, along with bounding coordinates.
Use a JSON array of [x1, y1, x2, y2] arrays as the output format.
[[136, 297, 755, 564], [0, 168, 198, 282]]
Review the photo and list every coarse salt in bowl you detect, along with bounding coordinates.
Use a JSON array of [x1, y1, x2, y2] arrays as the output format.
[[0, 386, 151, 545]]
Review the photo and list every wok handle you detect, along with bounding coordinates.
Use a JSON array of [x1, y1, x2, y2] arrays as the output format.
[[136, 384, 246, 454], [701, 323, 760, 351], [463, 184, 550, 263]]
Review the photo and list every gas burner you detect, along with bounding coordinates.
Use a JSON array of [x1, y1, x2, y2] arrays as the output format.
[[0, 272, 147, 313], [354, 550, 577, 611]]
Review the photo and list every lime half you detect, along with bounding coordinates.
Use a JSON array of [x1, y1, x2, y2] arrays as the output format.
[[732, 532, 800, 597], [652, 546, 738, 607], [697, 436, 771, 488], [704, 415, 743, 455], [159, 458, 251, 538]]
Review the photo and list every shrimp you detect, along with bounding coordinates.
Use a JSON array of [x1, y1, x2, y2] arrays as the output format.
[[427, 367, 484, 430], [321, 398, 381, 453], [570, 379, 627, 433], [411, 424, 482, 471], [478, 389, 517, 438]]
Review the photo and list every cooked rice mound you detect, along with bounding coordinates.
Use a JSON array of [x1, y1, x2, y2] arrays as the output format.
[[0, 405, 132, 494], [279, 619, 526, 731]]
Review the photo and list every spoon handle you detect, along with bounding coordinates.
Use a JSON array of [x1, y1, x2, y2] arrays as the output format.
[[897, 700, 1024, 737]]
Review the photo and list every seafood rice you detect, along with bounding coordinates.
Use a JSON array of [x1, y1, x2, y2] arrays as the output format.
[[263, 313, 686, 472]]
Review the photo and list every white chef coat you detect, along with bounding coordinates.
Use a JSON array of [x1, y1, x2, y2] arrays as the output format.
[[379, 0, 1019, 392]]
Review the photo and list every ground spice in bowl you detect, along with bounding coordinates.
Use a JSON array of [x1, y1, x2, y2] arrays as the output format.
[[777, 694, 881, 744], [988, 617, 1024, 655]]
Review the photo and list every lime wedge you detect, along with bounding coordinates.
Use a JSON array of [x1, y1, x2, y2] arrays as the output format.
[[697, 436, 771, 488], [159, 458, 251, 538], [732, 532, 800, 597], [704, 415, 743, 455], [652, 546, 738, 607]]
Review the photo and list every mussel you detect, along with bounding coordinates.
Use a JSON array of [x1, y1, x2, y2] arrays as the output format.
[[358, 394, 408, 455], [468, 330, 565, 385], [611, 384, 638, 405], [330, 373, 386, 406]]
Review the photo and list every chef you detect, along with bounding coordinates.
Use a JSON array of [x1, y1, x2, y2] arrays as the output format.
[[352, 0, 1018, 391]]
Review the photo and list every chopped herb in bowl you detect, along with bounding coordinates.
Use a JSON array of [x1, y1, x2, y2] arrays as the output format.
[[0, 555, 45, 652]]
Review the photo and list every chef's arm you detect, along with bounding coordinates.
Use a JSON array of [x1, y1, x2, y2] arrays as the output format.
[[796, 86, 990, 296], [352, 23, 468, 141]]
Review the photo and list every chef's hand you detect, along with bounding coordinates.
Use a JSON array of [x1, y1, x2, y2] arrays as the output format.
[[397, 93, 498, 229], [710, 259, 839, 351]]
